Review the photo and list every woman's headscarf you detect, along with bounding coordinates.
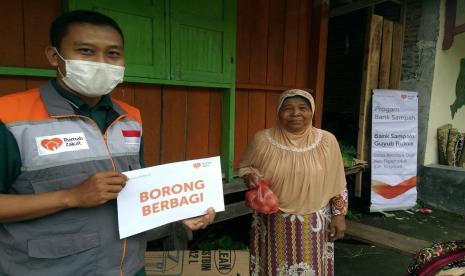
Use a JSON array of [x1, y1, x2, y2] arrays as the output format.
[[238, 89, 346, 215]]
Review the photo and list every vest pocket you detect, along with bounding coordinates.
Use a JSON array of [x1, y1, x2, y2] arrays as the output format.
[[28, 232, 99, 258], [26, 172, 93, 224], [31, 172, 89, 193], [26, 232, 99, 275]]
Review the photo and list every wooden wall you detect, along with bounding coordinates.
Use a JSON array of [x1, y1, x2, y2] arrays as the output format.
[[0, 0, 61, 69], [109, 85, 222, 167], [234, 0, 328, 168], [0, 0, 221, 167]]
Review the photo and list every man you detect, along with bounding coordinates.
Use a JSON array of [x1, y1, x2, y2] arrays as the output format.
[[0, 10, 215, 276]]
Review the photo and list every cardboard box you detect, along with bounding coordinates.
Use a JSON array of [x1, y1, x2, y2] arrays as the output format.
[[145, 250, 249, 276]]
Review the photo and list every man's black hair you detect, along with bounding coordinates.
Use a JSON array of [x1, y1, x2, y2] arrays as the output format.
[[50, 10, 124, 49]]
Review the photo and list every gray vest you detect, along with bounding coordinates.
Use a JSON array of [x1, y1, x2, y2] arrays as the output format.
[[0, 82, 146, 276]]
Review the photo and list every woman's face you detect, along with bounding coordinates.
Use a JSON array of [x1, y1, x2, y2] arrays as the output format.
[[278, 97, 313, 134]]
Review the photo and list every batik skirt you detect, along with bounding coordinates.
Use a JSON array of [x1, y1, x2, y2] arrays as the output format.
[[249, 206, 334, 276]]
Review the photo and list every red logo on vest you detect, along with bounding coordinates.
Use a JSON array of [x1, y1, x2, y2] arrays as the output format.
[[193, 162, 201, 169], [41, 138, 63, 151]]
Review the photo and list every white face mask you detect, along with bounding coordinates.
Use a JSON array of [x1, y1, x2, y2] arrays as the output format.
[[55, 48, 125, 97]]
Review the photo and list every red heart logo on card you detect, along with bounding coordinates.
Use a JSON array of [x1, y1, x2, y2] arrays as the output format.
[[401, 94, 407, 99], [41, 138, 63, 151], [193, 163, 201, 169]]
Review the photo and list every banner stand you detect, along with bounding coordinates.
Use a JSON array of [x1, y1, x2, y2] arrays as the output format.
[[370, 90, 418, 212], [370, 203, 417, 213]]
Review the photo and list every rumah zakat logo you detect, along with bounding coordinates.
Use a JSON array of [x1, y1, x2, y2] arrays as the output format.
[[401, 94, 407, 100], [193, 162, 201, 169], [41, 138, 63, 151]]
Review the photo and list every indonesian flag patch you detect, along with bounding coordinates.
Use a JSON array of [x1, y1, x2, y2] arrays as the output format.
[[122, 130, 141, 144]]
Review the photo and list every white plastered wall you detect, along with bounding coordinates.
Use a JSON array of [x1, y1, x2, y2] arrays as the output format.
[[424, 0, 465, 164]]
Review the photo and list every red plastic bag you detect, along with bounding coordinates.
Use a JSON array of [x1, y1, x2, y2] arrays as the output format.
[[245, 179, 279, 214]]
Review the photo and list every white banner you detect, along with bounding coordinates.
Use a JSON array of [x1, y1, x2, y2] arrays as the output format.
[[117, 156, 225, 238], [371, 90, 418, 212]]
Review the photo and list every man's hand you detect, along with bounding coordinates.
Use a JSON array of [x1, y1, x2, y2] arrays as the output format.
[[66, 172, 128, 208], [243, 173, 260, 188], [182, 207, 216, 230], [328, 215, 346, 242], [0, 172, 127, 223]]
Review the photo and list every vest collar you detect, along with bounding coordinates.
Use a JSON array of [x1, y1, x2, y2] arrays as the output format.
[[39, 80, 128, 117]]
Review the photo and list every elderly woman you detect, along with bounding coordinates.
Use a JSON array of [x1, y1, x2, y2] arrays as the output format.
[[239, 89, 348, 276]]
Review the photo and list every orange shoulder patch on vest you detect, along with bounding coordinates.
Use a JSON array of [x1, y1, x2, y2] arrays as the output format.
[[0, 88, 50, 124], [112, 98, 142, 123]]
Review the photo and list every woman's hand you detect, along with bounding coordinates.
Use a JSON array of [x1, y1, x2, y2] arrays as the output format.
[[182, 207, 216, 230], [328, 215, 346, 242], [243, 173, 260, 188]]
